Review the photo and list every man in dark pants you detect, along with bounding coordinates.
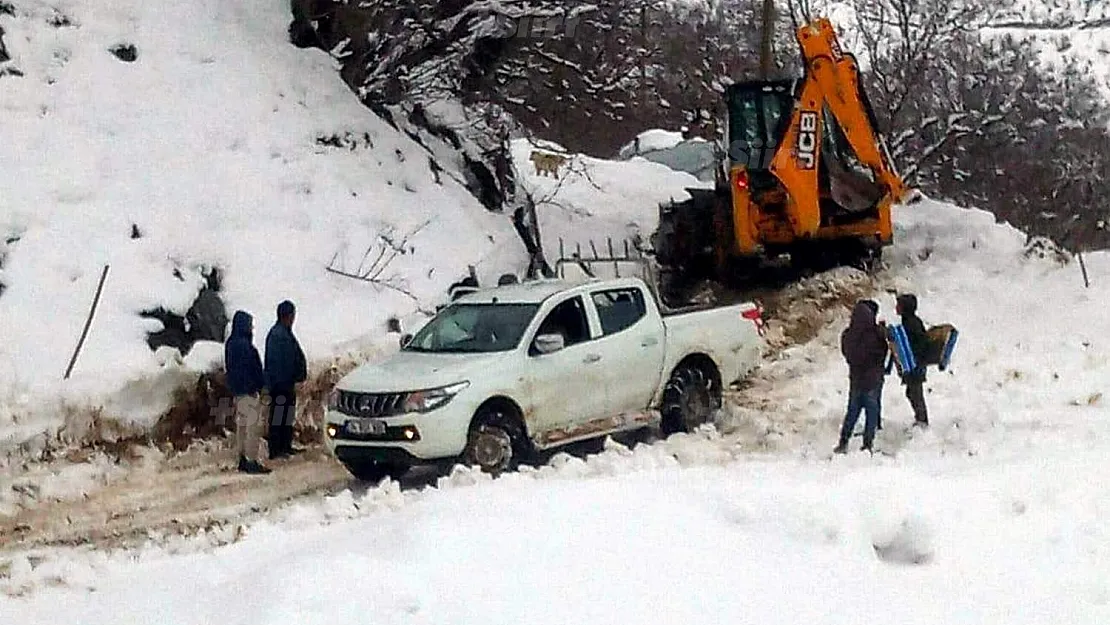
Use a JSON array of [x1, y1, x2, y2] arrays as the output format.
[[835, 300, 888, 454], [862, 299, 884, 431], [265, 300, 307, 459], [896, 293, 929, 427]]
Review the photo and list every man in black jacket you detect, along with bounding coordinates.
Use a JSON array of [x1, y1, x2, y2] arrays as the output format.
[[835, 300, 889, 453], [897, 293, 929, 426], [265, 300, 307, 459], [225, 311, 271, 474]]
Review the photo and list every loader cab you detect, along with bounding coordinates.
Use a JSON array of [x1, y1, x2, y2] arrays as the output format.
[[725, 79, 883, 221], [725, 80, 795, 191]]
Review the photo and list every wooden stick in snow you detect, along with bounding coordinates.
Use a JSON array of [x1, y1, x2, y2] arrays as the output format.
[[1078, 252, 1090, 288], [65, 264, 110, 380]]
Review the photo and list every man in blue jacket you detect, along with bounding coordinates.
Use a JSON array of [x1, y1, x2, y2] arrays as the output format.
[[225, 311, 271, 474], [265, 300, 307, 459]]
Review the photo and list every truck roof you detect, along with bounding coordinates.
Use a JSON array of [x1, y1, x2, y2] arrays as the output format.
[[455, 276, 646, 305]]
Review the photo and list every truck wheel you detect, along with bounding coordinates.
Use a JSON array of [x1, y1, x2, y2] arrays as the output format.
[[464, 405, 528, 475], [660, 365, 719, 435], [344, 460, 408, 484]]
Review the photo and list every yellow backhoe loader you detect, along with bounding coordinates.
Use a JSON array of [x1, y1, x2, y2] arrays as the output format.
[[652, 17, 909, 293]]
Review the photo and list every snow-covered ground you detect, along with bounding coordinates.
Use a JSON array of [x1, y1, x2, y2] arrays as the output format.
[[5, 1, 1110, 620], [4, 197, 1110, 623]]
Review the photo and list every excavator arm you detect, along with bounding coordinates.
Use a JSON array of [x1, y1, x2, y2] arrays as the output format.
[[770, 18, 907, 240]]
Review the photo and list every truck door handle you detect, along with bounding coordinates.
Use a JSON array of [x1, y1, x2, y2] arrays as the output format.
[[584, 353, 601, 363], [641, 337, 658, 347]]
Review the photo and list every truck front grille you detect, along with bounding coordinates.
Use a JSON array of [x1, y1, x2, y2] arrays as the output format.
[[336, 391, 407, 418]]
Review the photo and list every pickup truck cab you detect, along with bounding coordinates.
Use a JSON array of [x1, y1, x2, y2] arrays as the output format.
[[323, 276, 764, 480]]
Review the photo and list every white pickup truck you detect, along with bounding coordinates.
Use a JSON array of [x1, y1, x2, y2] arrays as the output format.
[[323, 276, 765, 481]]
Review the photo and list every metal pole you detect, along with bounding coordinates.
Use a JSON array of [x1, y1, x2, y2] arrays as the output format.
[[65, 264, 110, 380], [760, 0, 775, 79]]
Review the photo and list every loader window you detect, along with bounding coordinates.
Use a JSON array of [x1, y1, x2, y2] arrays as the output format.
[[726, 82, 794, 180], [592, 288, 647, 335]]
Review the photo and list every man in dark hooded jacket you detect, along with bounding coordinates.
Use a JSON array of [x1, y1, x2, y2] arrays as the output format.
[[265, 300, 307, 459], [225, 311, 270, 474], [835, 300, 888, 453], [896, 293, 929, 426]]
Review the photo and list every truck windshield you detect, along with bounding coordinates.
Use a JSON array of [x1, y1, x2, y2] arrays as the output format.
[[404, 303, 540, 353]]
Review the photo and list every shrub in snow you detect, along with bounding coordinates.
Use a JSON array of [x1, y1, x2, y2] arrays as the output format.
[[108, 43, 137, 62]]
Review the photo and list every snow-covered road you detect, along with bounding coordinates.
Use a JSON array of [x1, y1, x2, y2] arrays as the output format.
[[3, 433, 1110, 624]]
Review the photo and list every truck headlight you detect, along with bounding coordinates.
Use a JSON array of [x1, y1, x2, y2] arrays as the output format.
[[402, 381, 469, 413]]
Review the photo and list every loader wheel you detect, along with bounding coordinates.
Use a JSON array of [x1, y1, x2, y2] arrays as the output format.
[[464, 403, 530, 475], [660, 364, 721, 436]]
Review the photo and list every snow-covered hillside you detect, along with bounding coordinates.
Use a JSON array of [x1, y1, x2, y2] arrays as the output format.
[[0, 0, 726, 458], [5, 196, 1110, 622], [0, 0, 536, 443], [990, 0, 1110, 98]]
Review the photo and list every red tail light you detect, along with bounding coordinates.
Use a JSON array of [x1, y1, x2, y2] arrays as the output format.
[[741, 306, 766, 336], [733, 168, 749, 191]]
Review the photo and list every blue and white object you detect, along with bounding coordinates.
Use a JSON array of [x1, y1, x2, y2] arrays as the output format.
[[886, 324, 916, 376], [930, 324, 959, 371]]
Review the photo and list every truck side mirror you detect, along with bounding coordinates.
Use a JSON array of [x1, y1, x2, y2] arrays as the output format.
[[399, 333, 413, 348], [534, 333, 565, 354]]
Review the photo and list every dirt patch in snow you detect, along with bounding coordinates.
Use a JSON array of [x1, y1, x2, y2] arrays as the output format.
[[0, 441, 352, 553], [754, 266, 881, 351]]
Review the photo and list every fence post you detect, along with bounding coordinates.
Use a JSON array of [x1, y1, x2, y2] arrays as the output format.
[[65, 264, 110, 380]]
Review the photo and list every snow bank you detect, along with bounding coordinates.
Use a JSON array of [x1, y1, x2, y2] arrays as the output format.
[[617, 128, 686, 157], [0, 0, 526, 447], [511, 138, 708, 274]]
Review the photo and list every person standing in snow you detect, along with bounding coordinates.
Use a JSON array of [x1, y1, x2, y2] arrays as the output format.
[[862, 298, 885, 431], [264, 300, 307, 459], [835, 300, 888, 454], [896, 293, 929, 427], [224, 311, 271, 474]]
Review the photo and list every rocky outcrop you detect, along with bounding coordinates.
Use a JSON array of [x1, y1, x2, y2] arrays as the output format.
[[140, 268, 228, 356]]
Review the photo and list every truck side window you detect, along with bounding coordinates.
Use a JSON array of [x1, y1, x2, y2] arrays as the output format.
[[534, 296, 590, 348], [592, 288, 646, 335]]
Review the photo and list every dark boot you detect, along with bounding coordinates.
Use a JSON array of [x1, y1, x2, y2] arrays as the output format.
[[240, 458, 272, 474], [833, 441, 849, 454]]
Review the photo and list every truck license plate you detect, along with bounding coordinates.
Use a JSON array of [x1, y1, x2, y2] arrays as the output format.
[[347, 418, 386, 435]]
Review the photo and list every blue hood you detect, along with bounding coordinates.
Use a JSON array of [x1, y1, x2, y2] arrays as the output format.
[[231, 310, 252, 340]]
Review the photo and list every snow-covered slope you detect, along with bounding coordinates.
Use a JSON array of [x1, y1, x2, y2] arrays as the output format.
[[510, 138, 708, 272], [0, 0, 725, 456], [5, 195, 1110, 621], [0, 0, 531, 446]]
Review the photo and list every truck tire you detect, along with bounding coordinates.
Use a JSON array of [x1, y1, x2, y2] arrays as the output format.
[[464, 404, 529, 475], [344, 460, 408, 484], [660, 365, 720, 435]]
